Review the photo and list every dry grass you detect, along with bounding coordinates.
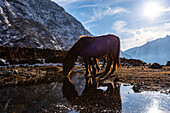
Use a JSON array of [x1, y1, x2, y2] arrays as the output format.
[[0, 65, 169, 93], [111, 66, 170, 93]]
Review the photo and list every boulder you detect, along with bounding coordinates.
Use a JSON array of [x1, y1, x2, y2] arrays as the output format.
[[149, 63, 162, 69], [166, 61, 170, 66]]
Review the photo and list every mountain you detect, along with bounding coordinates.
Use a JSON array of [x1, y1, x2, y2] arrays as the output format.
[[120, 51, 132, 59], [0, 0, 91, 50], [124, 35, 170, 65]]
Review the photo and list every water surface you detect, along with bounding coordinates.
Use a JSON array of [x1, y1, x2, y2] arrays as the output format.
[[121, 85, 170, 113], [0, 73, 169, 113]]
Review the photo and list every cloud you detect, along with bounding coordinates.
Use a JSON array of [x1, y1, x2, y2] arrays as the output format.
[[83, 7, 130, 24], [112, 21, 170, 51], [77, 0, 130, 8], [108, 7, 130, 15], [162, 7, 170, 13], [112, 20, 127, 31], [78, 4, 98, 8], [51, 0, 82, 6]]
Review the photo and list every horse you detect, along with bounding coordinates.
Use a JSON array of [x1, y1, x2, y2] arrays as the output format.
[[63, 34, 122, 79]]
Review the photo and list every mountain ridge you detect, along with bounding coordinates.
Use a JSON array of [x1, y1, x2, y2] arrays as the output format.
[[124, 35, 170, 65], [0, 0, 92, 50]]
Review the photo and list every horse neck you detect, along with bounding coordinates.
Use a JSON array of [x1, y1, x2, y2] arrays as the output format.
[[65, 48, 78, 63]]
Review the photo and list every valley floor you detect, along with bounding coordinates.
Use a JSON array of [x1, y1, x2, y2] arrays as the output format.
[[0, 65, 169, 94]]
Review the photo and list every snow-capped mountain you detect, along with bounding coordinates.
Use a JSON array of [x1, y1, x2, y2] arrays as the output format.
[[124, 35, 170, 65], [120, 51, 132, 59], [0, 0, 91, 50]]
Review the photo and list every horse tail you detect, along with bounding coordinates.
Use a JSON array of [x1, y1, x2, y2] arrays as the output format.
[[116, 37, 122, 69]]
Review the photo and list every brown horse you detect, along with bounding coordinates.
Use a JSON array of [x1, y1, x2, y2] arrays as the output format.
[[63, 34, 122, 79]]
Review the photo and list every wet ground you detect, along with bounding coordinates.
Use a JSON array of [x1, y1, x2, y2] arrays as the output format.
[[0, 65, 170, 112]]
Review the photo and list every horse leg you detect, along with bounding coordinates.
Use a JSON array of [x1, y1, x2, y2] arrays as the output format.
[[98, 55, 113, 79], [109, 58, 117, 76], [92, 56, 111, 78], [84, 59, 90, 77], [100, 56, 117, 81], [89, 58, 97, 75], [101, 56, 106, 69], [93, 58, 100, 72], [88, 58, 92, 72]]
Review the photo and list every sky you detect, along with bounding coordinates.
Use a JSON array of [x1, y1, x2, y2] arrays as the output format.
[[51, 0, 170, 51]]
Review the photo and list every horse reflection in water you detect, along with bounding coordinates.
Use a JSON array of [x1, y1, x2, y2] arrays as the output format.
[[0, 73, 121, 112], [63, 34, 122, 80], [62, 74, 122, 113]]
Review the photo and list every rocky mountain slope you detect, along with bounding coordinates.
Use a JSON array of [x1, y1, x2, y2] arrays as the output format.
[[0, 0, 91, 50], [124, 35, 170, 65]]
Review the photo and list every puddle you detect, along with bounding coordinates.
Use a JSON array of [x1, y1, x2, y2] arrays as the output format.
[[121, 85, 170, 113], [0, 73, 169, 113]]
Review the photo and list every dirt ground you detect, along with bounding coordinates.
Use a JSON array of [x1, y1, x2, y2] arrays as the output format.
[[0, 65, 169, 94], [114, 66, 170, 94]]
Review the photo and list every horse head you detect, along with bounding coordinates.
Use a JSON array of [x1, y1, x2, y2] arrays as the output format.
[[63, 52, 78, 76]]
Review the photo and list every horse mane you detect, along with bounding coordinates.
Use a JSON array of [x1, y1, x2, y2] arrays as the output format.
[[79, 35, 94, 39], [67, 35, 94, 53], [80, 34, 119, 39]]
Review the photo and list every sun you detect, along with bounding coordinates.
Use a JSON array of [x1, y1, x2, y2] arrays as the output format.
[[143, 2, 163, 19]]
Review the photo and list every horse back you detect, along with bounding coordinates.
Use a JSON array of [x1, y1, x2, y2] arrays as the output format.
[[76, 34, 120, 57]]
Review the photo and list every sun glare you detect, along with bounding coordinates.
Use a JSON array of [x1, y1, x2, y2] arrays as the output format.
[[143, 2, 163, 19]]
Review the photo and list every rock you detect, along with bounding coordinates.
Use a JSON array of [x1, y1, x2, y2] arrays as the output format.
[[149, 63, 162, 69], [166, 61, 170, 66], [132, 84, 143, 93], [120, 58, 146, 66], [13, 69, 18, 74], [26, 74, 31, 79], [0, 58, 9, 66]]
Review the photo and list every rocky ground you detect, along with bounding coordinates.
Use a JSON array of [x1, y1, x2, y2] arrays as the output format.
[[0, 65, 63, 87], [0, 65, 169, 94]]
